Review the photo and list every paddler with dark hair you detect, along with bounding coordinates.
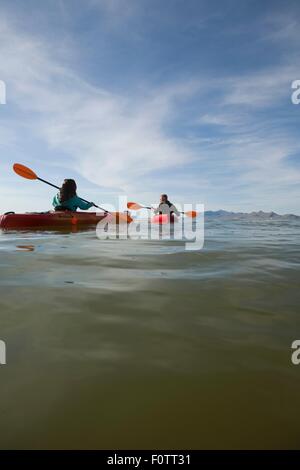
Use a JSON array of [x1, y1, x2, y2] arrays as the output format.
[[154, 194, 180, 216], [53, 179, 95, 211]]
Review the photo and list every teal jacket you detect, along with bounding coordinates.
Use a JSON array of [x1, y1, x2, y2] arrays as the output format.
[[53, 194, 94, 211]]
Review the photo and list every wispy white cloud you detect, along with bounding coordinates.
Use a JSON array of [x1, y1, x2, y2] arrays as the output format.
[[0, 14, 197, 193], [260, 10, 300, 45], [223, 66, 298, 107]]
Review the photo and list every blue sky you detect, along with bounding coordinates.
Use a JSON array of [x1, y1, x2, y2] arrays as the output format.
[[0, 0, 300, 214]]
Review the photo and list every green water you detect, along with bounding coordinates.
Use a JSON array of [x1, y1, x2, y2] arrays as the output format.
[[0, 219, 299, 449]]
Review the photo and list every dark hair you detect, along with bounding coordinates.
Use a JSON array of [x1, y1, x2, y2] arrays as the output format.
[[161, 194, 168, 199], [60, 179, 77, 203]]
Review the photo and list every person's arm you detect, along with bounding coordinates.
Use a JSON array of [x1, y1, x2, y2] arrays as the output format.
[[170, 204, 180, 216], [76, 197, 94, 211], [52, 194, 60, 208]]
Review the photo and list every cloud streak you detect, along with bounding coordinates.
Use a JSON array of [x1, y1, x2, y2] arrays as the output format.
[[0, 14, 197, 193]]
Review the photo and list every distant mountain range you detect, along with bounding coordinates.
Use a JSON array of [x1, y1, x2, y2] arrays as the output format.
[[204, 210, 300, 220]]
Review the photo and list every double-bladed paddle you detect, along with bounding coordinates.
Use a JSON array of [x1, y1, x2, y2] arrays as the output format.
[[127, 201, 198, 218], [13, 163, 112, 215]]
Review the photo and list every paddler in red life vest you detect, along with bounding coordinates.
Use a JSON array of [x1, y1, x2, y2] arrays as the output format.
[[154, 194, 180, 216]]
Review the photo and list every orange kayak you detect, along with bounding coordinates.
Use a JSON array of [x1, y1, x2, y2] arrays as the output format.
[[0, 211, 132, 230], [151, 214, 178, 224]]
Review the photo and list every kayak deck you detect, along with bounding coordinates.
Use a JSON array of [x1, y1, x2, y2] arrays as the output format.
[[0, 211, 132, 230]]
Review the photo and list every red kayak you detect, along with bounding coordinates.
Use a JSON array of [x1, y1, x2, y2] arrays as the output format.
[[0, 211, 132, 230], [151, 214, 178, 224]]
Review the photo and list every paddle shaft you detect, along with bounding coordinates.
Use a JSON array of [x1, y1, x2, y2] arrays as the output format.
[[37, 177, 109, 213], [140, 204, 186, 215]]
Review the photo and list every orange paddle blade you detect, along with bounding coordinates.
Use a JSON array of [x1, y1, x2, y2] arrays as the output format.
[[13, 163, 37, 180], [127, 202, 142, 210], [185, 210, 198, 218]]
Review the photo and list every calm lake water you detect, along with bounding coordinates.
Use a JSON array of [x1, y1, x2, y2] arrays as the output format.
[[0, 218, 299, 449]]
